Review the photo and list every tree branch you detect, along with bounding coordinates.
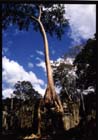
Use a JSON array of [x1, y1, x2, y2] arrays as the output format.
[[65, 87, 72, 101], [30, 15, 38, 22], [30, 5, 42, 22], [38, 5, 42, 21], [30, 5, 42, 23]]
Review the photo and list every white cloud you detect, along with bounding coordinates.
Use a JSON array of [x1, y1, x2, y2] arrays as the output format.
[[50, 60, 54, 64], [36, 50, 44, 56], [52, 57, 74, 67], [2, 47, 9, 55], [56, 58, 64, 63], [33, 84, 46, 97], [2, 56, 45, 98], [30, 54, 34, 58], [65, 57, 74, 65], [36, 57, 42, 61], [28, 62, 34, 68], [2, 88, 14, 99], [2, 39, 13, 57], [36, 57, 46, 72], [36, 60, 46, 72], [65, 4, 96, 44]]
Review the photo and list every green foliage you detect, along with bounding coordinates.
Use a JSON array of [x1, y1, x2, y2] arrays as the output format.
[[53, 62, 73, 88], [2, 4, 68, 39], [2, 81, 42, 132], [74, 36, 96, 90], [13, 81, 41, 101], [52, 61, 78, 102]]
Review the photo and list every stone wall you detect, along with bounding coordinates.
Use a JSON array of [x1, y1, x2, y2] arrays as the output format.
[[63, 102, 80, 130]]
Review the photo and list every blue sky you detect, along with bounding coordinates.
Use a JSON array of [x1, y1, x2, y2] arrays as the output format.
[[2, 4, 96, 98]]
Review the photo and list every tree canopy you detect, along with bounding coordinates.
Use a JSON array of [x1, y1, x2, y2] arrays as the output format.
[[2, 4, 68, 39], [13, 81, 41, 101], [52, 59, 79, 102], [74, 35, 96, 90]]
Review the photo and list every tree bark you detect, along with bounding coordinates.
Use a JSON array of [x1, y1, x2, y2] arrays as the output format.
[[37, 99, 42, 136], [29, 6, 64, 137], [38, 19, 63, 112], [30, 5, 63, 112]]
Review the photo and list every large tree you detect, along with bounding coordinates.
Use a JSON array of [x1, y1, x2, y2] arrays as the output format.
[[2, 3, 68, 136], [73, 35, 96, 114], [74, 36, 96, 91], [13, 81, 41, 101], [52, 60, 76, 102], [2, 3, 68, 110]]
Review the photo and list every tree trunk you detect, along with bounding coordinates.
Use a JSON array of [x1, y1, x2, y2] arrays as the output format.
[[80, 91, 85, 113], [39, 21, 55, 93], [29, 7, 64, 137], [38, 20, 63, 113], [10, 95, 13, 128], [37, 99, 42, 136]]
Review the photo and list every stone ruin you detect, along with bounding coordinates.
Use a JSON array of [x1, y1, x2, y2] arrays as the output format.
[[62, 101, 80, 130]]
